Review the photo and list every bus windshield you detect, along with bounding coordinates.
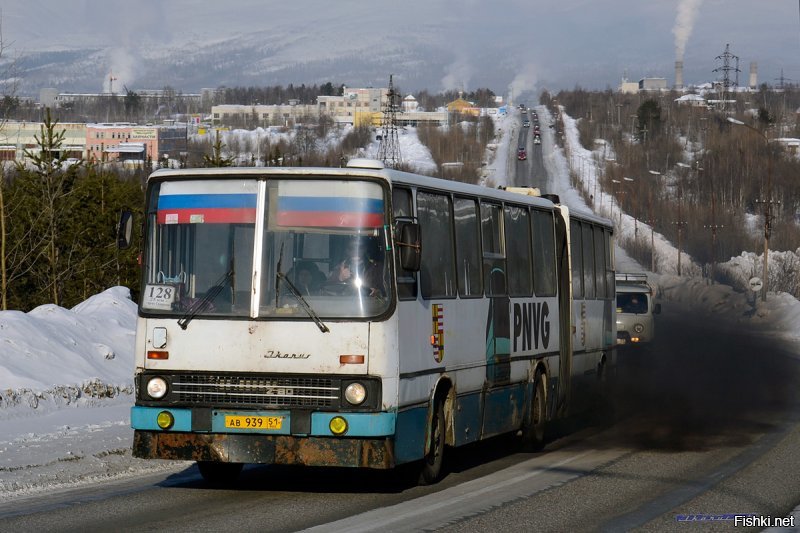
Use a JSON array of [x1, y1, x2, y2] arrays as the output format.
[[141, 177, 392, 320]]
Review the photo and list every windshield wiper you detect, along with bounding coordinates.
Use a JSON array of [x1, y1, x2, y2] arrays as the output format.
[[177, 269, 233, 330], [275, 242, 284, 308], [276, 272, 330, 333]]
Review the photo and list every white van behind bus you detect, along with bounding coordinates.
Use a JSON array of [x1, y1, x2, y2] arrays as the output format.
[[615, 273, 660, 346]]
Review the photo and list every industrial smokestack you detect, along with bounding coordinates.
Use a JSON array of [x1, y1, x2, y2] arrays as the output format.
[[749, 62, 758, 90], [675, 61, 684, 90]]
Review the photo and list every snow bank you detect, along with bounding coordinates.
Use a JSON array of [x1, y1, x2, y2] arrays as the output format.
[[0, 287, 137, 416]]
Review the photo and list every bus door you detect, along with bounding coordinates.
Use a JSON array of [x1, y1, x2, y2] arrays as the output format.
[[481, 203, 510, 387]]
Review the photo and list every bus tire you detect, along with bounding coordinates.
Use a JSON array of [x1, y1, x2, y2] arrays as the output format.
[[197, 461, 243, 484], [521, 372, 546, 451], [418, 399, 446, 485]]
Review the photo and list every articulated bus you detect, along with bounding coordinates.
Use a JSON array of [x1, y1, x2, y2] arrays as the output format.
[[122, 159, 616, 484]]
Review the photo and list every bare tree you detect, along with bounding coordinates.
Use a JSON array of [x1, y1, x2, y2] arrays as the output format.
[[0, 16, 23, 309]]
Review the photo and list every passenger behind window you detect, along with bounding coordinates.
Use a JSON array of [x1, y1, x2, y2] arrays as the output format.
[[287, 261, 325, 296]]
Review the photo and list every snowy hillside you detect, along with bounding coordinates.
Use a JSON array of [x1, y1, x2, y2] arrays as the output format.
[[6, 2, 800, 95]]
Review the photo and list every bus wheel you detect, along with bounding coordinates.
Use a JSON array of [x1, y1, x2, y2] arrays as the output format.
[[418, 400, 446, 485], [197, 461, 243, 484], [521, 372, 546, 451]]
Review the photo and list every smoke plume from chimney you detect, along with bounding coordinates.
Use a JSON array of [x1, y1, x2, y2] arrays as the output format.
[[672, 0, 704, 61]]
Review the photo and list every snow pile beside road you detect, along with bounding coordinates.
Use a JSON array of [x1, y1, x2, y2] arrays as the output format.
[[0, 287, 137, 418]]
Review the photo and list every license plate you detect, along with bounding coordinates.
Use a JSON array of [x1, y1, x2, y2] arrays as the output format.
[[224, 415, 284, 430]]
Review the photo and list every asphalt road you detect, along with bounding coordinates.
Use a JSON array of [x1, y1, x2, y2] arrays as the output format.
[[513, 110, 548, 190], [2, 298, 797, 532]]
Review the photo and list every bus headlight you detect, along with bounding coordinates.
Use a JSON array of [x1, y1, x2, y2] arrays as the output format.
[[146, 377, 168, 399], [633, 323, 645, 334], [344, 382, 367, 405]]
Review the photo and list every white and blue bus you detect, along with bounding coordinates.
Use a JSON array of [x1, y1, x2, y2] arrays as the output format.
[[122, 159, 616, 484]]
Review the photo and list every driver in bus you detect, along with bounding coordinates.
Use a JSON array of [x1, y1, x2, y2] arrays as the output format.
[[329, 238, 385, 297]]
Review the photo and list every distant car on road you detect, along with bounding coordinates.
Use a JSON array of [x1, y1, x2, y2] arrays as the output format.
[[523, 119, 530, 127], [517, 148, 527, 160], [616, 273, 660, 348], [533, 135, 541, 145]]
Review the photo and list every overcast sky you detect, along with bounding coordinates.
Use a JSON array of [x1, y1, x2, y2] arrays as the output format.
[[3, 1, 799, 95]]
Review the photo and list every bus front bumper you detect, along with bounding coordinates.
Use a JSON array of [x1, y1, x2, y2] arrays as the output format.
[[133, 430, 395, 468]]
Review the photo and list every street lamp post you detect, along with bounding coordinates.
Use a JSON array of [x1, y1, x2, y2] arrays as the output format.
[[611, 179, 621, 223], [727, 117, 773, 302], [647, 170, 661, 272], [623, 177, 635, 237]]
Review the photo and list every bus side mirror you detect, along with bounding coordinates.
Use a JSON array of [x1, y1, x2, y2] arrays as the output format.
[[117, 210, 133, 250], [397, 222, 421, 272], [654, 303, 662, 314]]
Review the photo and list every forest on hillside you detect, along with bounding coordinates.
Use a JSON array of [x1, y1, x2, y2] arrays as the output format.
[[545, 86, 800, 294]]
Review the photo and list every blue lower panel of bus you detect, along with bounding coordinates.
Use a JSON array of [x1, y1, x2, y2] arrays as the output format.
[[130, 406, 395, 437], [454, 393, 481, 446], [482, 384, 526, 437]]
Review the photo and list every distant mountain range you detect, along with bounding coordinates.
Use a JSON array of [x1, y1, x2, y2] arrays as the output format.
[[11, 33, 526, 99], [4, 0, 796, 101]]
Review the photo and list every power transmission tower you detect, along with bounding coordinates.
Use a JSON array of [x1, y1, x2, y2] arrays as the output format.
[[712, 44, 740, 110], [377, 74, 402, 169], [774, 69, 794, 89]]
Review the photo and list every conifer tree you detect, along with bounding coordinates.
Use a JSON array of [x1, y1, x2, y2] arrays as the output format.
[[14, 108, 83, 306], [203, 130, 234, 167]]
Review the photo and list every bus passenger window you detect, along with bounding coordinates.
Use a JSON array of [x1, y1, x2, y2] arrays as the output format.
[[417, 191, 456, 299], [453, 197, 482, 297], [604, 230, 614, 298], [532, 210, 556, 296], [504, 205, 532, 297], [570, 220, 583, 298], [393, 187, 417, 300], [582, 224, 595, 299], [593, 225, 607, 298], [481, 202, 506, 296]]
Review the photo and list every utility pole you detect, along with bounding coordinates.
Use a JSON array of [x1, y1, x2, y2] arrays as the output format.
[[106, 70, 118, 123], [377, 74, 402, 169], [695, 162, 721, 282], [672, 175, 688, 276], [623, 177, 636, 237], [646, 170, 661, 272]]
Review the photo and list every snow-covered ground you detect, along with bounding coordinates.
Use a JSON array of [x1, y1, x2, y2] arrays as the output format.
[[1, 106, 799, 502]]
